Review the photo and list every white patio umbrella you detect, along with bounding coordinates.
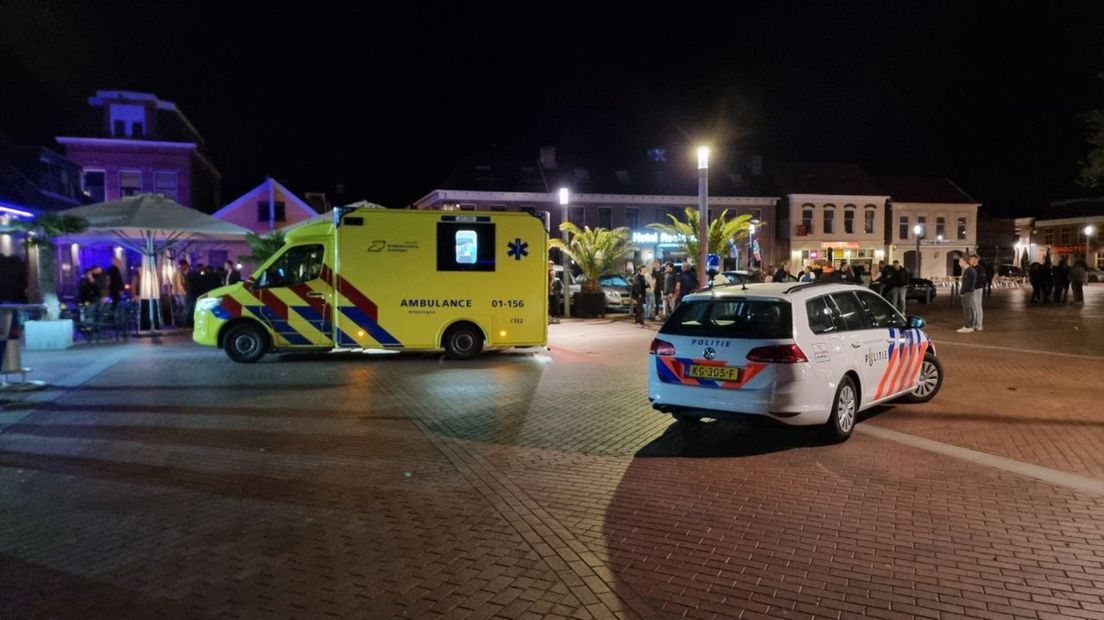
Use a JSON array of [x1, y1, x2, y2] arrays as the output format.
[[60, 194, 250, 333]]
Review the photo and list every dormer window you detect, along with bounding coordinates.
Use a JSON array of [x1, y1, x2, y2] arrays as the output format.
[[109, 103, 146, 137]]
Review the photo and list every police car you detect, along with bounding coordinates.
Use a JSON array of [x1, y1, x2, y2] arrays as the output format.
[[648, 281, 943, 441]]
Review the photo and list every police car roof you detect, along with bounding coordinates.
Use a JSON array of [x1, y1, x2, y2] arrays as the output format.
[[684, 281, 868, 302]]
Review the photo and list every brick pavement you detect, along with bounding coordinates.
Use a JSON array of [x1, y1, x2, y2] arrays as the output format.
[[0, 284, 1103, 618]]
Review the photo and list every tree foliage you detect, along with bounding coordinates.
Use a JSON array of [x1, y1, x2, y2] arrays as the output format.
[[1077, 108, 1104, 188], [646, 207, 754, 264], [240, 231, 286, 265], [9, 213, 89, 318], [549, 223, 634, 293]]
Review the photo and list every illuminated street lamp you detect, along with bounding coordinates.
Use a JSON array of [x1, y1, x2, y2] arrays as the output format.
[[913, 223, 924, 277], [697, 146, 710, 288], [1087, 224, 1096, 267], [559, 187, 571, 318], [748, 223, 757, 270]]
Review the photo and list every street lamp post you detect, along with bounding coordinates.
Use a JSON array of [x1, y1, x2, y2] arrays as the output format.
[[1087, 224, 1096, 267], [747, 223, 757, 270], [559, 187, 571, 318], [697, 146, 710, 289], [913, 223, 923, 278]]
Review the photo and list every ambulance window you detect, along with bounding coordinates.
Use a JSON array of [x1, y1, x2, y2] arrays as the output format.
[[437, 222, 495, 271], [256, 244, 324, 288]]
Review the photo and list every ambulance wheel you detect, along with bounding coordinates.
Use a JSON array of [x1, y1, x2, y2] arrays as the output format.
[[823, 375, 857, 443], [901, 353, 943, 403], [225, 323, 268, 363], [444, 324, 483, 360]]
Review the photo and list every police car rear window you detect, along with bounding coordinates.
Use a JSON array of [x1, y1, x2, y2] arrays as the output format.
[[662, 299, 792, 339]]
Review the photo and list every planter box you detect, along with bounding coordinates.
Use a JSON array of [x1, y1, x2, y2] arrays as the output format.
[[571, 292, 606, 318], [24, 319, 74, 351]]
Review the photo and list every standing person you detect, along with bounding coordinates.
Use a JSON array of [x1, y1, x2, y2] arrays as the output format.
[[106, 257, 124, 307], [631, 266, 648, 327], [1071, 259, 1087, 306], [677, 263, 698, 305], [969, 254, 984, 331], [1028, 262, 1042, 303], [871, 260, 888, 295], [651, 260, 664, 320], [982, 259, 995, 298], [773, 261, 794, 283], [173, 259, 190, 324], [224, 260, 242, 286], [186, 263, 204, 326], [957, 256, 977, 333], [643, 264, 656, 319], [800, 266, 816, 282], [547, 261, 562, 324], [887, 260, 908, 314], [78, 268, 99, 305], [663, 262, 678, 315], [1040, 257, 1054, 303], [1053, 257, 1070, 304], [837, 261, 855, 283]]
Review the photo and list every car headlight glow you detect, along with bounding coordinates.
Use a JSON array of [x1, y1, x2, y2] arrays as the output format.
[[196, 296, 222, 313]]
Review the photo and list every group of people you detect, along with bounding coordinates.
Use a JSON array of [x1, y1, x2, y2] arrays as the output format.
[[1027, 257, 1090, 306], [171, 259, 242, 326], [629, 260, 700, 327], [77, 257, 126, 307]]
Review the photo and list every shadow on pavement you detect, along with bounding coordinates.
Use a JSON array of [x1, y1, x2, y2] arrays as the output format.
[[634, 418, 833, 458]]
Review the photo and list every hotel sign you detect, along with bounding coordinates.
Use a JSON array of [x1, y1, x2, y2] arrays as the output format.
[[632, 231, 689, 244]]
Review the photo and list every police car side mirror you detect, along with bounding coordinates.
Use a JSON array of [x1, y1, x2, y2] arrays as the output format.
[[907, 316, 926, 329]]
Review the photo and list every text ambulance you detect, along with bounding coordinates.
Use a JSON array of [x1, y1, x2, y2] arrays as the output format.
[[193, 207, 549, 362]]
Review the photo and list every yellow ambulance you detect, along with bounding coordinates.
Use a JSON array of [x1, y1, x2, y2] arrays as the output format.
[[193, 207, 549, 362]]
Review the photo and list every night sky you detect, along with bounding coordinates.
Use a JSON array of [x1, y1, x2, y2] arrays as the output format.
[[2, 1, 1103, 215]]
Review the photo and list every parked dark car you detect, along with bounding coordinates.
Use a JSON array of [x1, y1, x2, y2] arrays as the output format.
[[906, 277, 936, 304], [997, 264, 1022, 277]]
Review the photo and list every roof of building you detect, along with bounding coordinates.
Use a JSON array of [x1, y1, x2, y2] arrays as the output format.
[[878, 176, 978, 204], [62, 90, 206, 145], [768, 162, 885, 197]]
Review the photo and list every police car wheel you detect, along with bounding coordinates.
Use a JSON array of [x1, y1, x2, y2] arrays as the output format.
[[824, 376, 857, 442], [444, 325, 483, 360], [225, 323, 267, 363], [901, 353, 943, 403]]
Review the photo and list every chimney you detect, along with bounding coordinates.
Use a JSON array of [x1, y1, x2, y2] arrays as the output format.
[[539, 146, 557, 170]]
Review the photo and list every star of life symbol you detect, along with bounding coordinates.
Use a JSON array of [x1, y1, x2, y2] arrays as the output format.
[[507, 238, 528, 260], [703, 347, 716, 360]]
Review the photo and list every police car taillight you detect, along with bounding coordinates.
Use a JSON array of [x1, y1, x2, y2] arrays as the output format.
[[650, 338, 675, 356], [746, 344, 808, 363]]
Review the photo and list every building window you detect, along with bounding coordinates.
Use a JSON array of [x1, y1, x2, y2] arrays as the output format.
[[109, 103, 146, 137], [899, 216, 909, 241], [626, 207, 639, 229], [598, 207, 612, 229], [957, 217, 967, 240], [936, 217, 945, 239], [916, 216, 927, 238], [1060, 227, 1071, 244], [748, 209, 762, 223], [570, 206, 584, 226], [864, 206, 876, 234], [823, 205, 835, 235], [257, 201, 287, 222], [801, 205, 814, 236], [119, 170, 142, 196], [1043, 228, 1054, 245], [153, 171, 178, 201], [844, 209, 855, 234], [82, 169, 106, 202]]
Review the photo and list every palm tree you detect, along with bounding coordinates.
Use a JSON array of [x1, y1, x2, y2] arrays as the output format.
[[647, 207, 754, 266], [240, 231, 286, 265], [12, 213, 88, 319], [549, 223, 634, 293]]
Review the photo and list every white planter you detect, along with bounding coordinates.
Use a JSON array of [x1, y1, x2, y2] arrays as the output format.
[[23, 319, 74, 351]]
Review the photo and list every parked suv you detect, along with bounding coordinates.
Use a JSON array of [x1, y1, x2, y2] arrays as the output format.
[[648, 281, 943, 441]]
